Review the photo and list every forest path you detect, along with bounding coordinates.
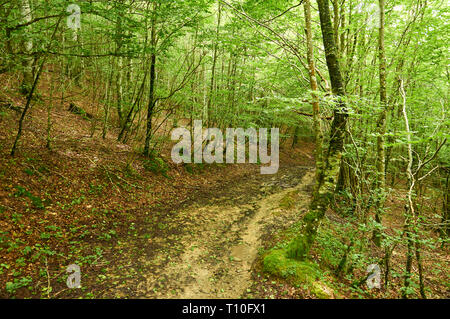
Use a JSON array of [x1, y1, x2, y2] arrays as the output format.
[[124, 165, 315, 299]]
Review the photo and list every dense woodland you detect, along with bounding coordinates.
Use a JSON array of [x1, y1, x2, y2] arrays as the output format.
[[0, 0, 448, 299]]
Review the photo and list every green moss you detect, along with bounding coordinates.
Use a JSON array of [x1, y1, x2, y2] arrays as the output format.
[[286, 233, 310, 260], [263, 248, 333, 298], [311, 281, 334, 299], [285, 209, 322, 260], [264, 249, 319, 281], [263, 249, 320, 282]]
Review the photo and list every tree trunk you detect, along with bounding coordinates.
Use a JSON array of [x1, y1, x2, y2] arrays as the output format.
[[102, 61, 113, 139], [399, 78, 426, 299], [46, 70, 54, 150], [144, 52, 156, 156], [303, 0, 323, 181], [19, 0, 34, 94], [287, 0, 348, 260], [332, 0, 340, 55], [443, 171, 450, 237], [206, 1, 221, 127], [11, 16, 62, 156], [144, 3, 158, 156], [373, 0, 388, 247]]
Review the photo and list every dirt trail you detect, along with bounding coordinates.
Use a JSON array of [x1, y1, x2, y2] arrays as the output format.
[[108, 165, 314, 298], [131, 166, 316, 299]]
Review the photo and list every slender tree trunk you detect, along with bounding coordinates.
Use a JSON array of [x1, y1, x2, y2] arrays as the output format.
[[287, 0, 348, 260], [144, 52, 156, 156], [11, 16, 62, 156], [119, 68, 148, 142], [442, 171, 450, 237], [119, 17, 150, 142], [229, 54, 239, 127], [117, 57, 124, 126], [414, 240, 426, 298], [400, 77, 413, 298], [303, 0, 323, 181], [144, 3, 158, 156], [19, 0, 33, 94], [46, 69, 54, 149], [332, 0, 340, 55], [339, 0, 346, 57], [206, 1, 221, 127], [115, 6, 124, 126], [102, 61, 113, 139], [400, 78, 426, 299], [373, 0, 388, 247]]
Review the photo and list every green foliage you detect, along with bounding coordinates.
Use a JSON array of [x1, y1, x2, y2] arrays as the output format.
[[13, 186, 44, 209], [143, 157, 169, 178], [263, 248, 333, 298], [5, 276, 32, 295], [264, 249, 320, 282], [184, 163, 194, 174], [88, 183, 104, 195]]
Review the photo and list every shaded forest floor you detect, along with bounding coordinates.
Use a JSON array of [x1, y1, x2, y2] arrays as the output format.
[[0, 73, 448, 299]]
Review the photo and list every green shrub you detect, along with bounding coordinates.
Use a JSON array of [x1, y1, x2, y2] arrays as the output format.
[[143, 157, 169, 177], [5, 276, 32, 295]]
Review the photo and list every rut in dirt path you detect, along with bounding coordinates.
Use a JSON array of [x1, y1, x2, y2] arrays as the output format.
[[131, 166, 315, 299]]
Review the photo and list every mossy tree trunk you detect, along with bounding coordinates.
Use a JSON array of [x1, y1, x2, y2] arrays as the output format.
[[373, 0, 388, 247], [287, 0, 347, 260]]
